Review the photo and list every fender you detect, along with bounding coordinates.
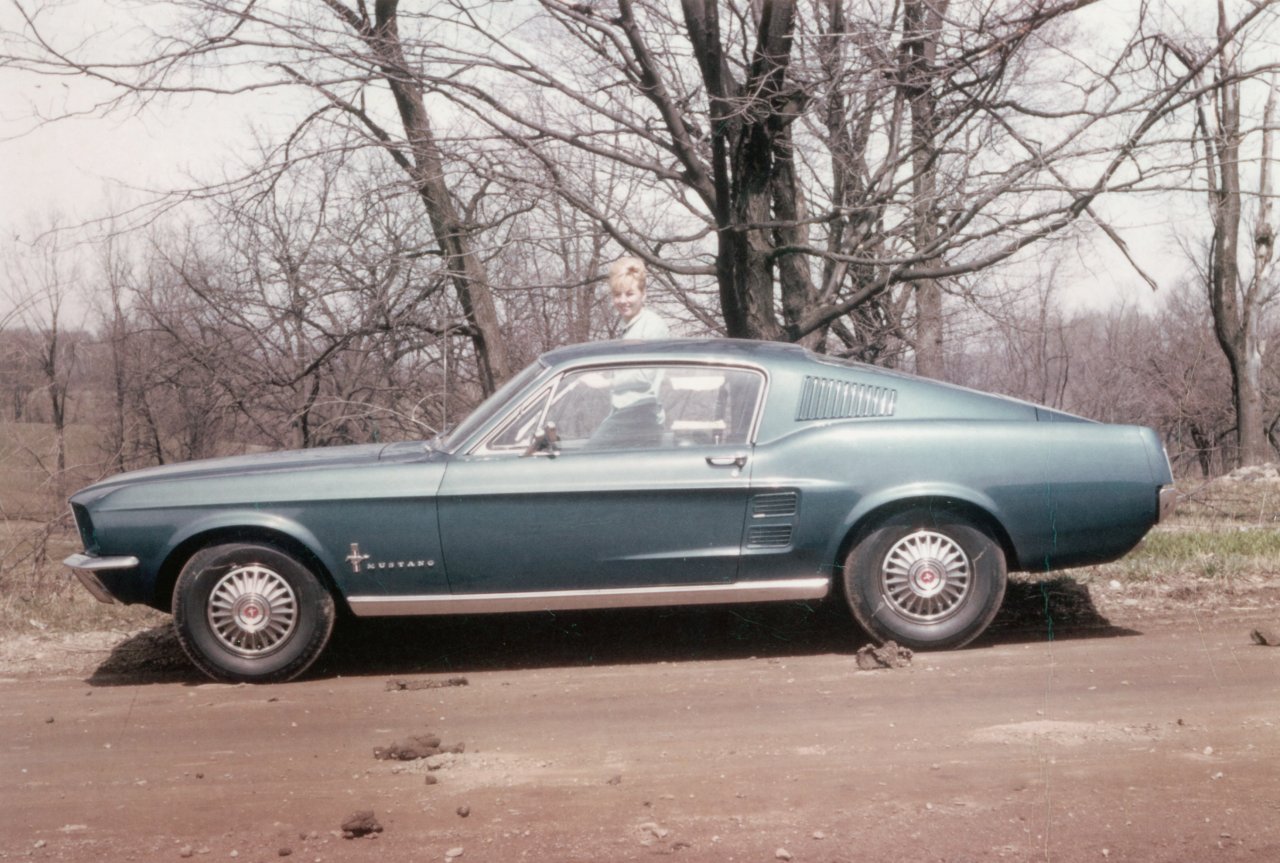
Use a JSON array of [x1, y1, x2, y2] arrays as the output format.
[[156, 509, 341, 593], [825, 482, 1009, 567]]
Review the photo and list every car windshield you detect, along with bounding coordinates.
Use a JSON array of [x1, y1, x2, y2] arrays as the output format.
[[439, 359, 546, 452]]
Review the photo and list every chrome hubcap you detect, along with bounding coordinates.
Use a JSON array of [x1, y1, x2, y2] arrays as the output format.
[[881, 530, 971, 622], [208, 565, 298, 657]]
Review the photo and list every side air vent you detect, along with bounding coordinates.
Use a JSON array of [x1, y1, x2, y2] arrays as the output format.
[[753, 492, 798, 518], [796, 376, 896, 421], [747, 525, 793, 549]]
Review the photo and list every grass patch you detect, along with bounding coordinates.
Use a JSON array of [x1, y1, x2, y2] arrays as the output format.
[[1094, 524, 1280, 583], [1139, 526, 1280, 562]]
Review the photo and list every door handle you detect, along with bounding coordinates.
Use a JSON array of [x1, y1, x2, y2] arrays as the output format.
[[706, 453, 748, 469]]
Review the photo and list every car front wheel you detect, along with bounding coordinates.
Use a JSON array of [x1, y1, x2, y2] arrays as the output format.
[[173, 542, 336, 683], [843, 509, 1006, 651]]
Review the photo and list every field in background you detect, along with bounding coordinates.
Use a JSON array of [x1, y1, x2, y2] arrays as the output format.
[[2, 419, 1277, 641], [0, 421, 104, 516]]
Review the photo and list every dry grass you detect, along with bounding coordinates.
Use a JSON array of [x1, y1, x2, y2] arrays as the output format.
[[0, 421, 105, 518], [1168, 472, 1280, 528], [0, 518, 165, 638], [0, 420, 150, 637]]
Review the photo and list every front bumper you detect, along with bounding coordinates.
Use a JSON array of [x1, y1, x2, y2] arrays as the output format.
[[63, 553, 140, 604]]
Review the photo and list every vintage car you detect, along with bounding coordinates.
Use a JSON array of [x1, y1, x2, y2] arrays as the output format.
[[65, 339, 1175, 682]]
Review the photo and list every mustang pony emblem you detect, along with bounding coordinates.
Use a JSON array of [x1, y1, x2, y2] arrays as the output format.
[[346, 543, 372, 573]]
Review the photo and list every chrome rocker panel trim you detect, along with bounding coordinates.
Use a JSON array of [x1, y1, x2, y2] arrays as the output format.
[[348, 577, 831, 617]]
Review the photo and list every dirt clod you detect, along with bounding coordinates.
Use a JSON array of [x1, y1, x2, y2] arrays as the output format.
[[384, 677, 469, 692], [855, 640, 913, 670], [373, 734, 442, 761], [1249, 627, 1280, 646], [340, 810, 383, 839]]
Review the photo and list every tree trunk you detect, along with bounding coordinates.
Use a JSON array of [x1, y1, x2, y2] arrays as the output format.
[[900, 0, 948, 379], [38, 314, 68, 494], [1202, 9, 1272, 468], [684, 0, 795, 342], [370, 0, 510, 393]]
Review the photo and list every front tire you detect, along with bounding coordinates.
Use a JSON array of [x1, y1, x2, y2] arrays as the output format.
[[173, 542, 336, 683], [843, 508, 1006, 650]]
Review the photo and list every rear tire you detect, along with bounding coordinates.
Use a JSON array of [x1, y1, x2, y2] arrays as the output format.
[[843, 508, 1006, 650], [173, 542, 335, 683]]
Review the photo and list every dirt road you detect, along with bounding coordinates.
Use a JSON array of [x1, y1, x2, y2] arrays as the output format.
[[3, 590, 1279, 863]]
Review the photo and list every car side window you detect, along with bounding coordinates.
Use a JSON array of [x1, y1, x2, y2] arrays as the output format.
[[538, 365, 762, 452], [481, 365, 764, 454], [486, 386, 552, 450], [662, 367, 762, 447]]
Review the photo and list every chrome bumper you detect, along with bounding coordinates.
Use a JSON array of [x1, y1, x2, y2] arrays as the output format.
[[63, 553, 140, 604], [1158, 486, 1178, 522]]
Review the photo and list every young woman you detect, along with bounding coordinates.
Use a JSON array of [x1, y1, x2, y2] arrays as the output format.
[[608, 256, 669, 339]]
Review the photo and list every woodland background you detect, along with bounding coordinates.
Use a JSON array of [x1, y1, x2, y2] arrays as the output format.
[[2, 0, 1278, 533]]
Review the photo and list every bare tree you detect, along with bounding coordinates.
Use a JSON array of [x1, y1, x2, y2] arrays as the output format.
[[955, 272, 1247, 476], [1158, 7, 1279, 467], [1143, 285, 1239, 476], [11, 0, 1278, 382], [389, 0, 1274, 380], [2, 225, 84, 494], [7, 0, 512, 391]]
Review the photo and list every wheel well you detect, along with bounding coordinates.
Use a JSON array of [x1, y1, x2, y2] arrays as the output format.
[[831, 497, 1016, 597], [153, 528, 342, 613]]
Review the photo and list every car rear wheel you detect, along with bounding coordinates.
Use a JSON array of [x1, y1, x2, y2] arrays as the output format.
[[173, 542, 336, 683], [843, 509, 1006, 651]]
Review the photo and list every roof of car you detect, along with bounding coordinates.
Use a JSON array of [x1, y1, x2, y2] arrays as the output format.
[[539, 338, 814, 368]]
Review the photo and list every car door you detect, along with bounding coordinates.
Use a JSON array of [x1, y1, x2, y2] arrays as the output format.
[[436, 363, 765, 594]]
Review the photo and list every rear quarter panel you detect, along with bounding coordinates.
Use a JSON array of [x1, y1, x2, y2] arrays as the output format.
[[747, 418, 1162, 577]]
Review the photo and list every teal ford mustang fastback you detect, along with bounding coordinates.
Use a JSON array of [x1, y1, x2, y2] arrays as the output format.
[[65, 339, 1175, 682]]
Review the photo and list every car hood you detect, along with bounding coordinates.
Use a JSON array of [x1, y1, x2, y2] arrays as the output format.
[[71, 440, 434, 500]]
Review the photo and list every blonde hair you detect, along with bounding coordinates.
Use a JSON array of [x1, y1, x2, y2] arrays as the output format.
[[608, 256, 647, 295]]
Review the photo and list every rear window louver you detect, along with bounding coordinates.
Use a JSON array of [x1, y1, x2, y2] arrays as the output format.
[[796, 376, 897, 421]]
